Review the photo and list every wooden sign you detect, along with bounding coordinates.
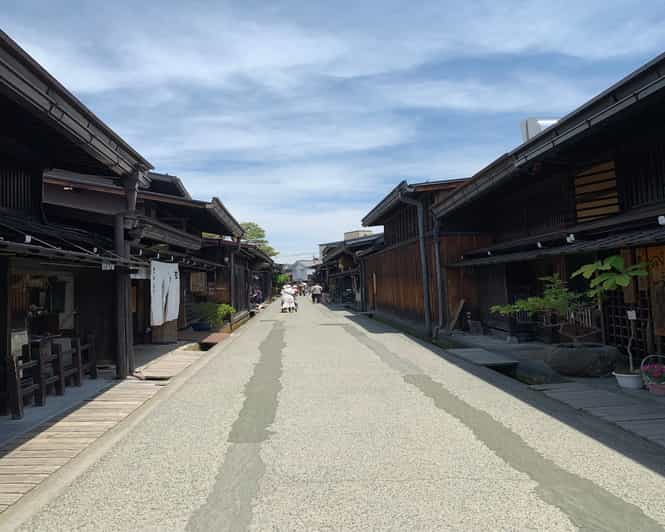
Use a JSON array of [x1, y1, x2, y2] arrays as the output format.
[[190, 271, 207, 294]]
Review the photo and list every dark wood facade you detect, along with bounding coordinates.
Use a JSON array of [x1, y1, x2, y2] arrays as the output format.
[[431, 53, 665, 357], [360, 180, 473, 335], [0, 32, 247, 418]]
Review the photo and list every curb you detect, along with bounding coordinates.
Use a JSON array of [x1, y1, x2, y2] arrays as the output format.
[[0, 322, 250, 531]]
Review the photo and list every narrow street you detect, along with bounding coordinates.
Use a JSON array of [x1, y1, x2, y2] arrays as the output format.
[[12, 299, 665, 531]]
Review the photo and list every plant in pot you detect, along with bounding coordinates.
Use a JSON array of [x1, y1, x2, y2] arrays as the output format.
[[491, 275, 617, 377], [191, 303, 236, 331], [571, 255, 648, 389], [641, 355, 665, 395]]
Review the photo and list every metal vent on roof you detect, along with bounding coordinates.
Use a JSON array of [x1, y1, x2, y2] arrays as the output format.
[[520, 118, 559, 142]]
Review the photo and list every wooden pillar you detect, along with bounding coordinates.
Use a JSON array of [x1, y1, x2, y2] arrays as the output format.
[[230, 250, 236, 309], [114, 214, 129, 379], [1, 257, 13, 416]]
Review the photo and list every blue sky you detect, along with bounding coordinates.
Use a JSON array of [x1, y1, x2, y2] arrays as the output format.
[[3, 1, 665, 262]]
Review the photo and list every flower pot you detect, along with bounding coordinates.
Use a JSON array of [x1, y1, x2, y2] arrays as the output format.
[[613, 372, 643, 390], [640, 355, 665, 395], [646, 383, 665, 395], [191, 321, 211, 332]]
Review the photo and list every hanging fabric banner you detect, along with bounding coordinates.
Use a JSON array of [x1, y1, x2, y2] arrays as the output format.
[[150, 261, 180, 326]]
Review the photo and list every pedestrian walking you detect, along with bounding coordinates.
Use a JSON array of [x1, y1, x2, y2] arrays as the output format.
[[311, 283, 323, 303]]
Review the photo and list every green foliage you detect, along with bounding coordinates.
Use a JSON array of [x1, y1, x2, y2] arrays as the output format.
[[192, 302, 236, 329], [491, 275, 586, 317], [274, 273, 290, 292], [241, 222, 279, 257], [491, 255, 649, 320], [571, 255, 647, 299]]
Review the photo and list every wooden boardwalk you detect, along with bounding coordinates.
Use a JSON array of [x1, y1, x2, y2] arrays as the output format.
[[0, 380, 161, 513], [134, 348, 204, 380], [532, 382, 665, 448]]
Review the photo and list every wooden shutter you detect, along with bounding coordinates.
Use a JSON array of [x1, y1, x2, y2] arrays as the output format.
[[575, 161, 620, 223]]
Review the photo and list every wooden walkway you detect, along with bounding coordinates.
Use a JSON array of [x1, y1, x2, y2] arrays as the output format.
[[532, 382, 665, 448], [0, 380, 161, 513], [134, 346, 208, 380]]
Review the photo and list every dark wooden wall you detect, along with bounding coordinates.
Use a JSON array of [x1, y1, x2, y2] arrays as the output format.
[[364, 233, 490, 328], [78, 270, 116, 365]]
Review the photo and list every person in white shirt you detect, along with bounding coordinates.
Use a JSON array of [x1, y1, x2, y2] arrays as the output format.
[[281, 289, 296, 312], [311, 283, 323, 303]]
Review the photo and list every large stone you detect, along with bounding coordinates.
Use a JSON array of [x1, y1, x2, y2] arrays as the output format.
[[545, 343, 618, 377]]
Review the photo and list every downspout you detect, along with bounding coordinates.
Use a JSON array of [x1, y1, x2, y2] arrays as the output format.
[[432, 214, 445, 337], [399, 192, 432, 337]]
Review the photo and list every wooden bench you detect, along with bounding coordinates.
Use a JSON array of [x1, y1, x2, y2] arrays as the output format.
[[35, 337, 66, 399], [5, 335, 97, 419], [6, 339, 47, 419], [65, 334, 97, 384]]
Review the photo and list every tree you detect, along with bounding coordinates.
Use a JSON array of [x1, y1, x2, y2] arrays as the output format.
[[241, 222, 278, 257]]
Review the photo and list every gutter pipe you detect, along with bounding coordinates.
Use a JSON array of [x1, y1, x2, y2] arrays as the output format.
[[399, 191, 432, 337], [432, 214, 445, 337]]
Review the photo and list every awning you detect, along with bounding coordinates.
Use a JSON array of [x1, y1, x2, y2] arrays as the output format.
[[0, 209, 142, 268], [451, 227, 665, 267]]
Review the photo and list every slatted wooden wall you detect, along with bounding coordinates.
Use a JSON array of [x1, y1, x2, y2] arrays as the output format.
[[0, 168, 33, 210], [574, 161, 620, 223], [363, 233, 491, 329]]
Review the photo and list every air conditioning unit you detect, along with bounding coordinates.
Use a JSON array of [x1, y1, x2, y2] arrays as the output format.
[[520, 118, 559, 142]]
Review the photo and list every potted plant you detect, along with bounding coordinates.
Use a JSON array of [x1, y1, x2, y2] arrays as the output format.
[[191, 302, 236, 331], [491, 275, 618, 377], [571, 255, 647, 389], [641, 355, 665, 395]]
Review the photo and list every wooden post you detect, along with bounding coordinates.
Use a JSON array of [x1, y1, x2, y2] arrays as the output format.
[[115, 214, 128, 379], [230, 250, 235, 309], [1, 257, 17, 417]]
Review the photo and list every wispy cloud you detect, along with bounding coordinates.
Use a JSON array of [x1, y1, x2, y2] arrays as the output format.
[[2, 0, 664, 261]]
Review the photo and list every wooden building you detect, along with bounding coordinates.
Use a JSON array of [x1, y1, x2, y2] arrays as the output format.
[[0, 31, 246, 418], [201, 239, 274, 318], [317, 233, 384, 309], [0, 30, 154, 416], [360, 180, 475, 336], [432, 51, 665, 358]]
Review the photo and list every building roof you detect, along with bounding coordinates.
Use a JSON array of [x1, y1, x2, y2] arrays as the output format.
[[146, 172, 191, 199], [291, 259, 319, 268], [0, 30, 152, 177], [42, 169, 243, 238], [362, 178, 469, 226], [433, 51, 665, 219], [321, 233, 384, 264]]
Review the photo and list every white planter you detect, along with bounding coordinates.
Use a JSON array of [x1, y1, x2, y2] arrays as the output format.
[[613, 372, 643, 390]]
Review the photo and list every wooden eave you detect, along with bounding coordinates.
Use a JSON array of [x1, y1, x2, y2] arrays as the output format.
[[434, 52, 665, 220], [43, 168, 125, 197], [129, 215, 202, 251], [0, 30, 152, 177]]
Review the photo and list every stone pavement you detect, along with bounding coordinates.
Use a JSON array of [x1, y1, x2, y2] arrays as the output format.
[[0, 335, 230, 517], [5, 299, 665, 531], [450, 332, 665, 449]]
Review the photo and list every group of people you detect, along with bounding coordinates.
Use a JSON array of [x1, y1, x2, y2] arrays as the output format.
[[280, 282, 324, 312]]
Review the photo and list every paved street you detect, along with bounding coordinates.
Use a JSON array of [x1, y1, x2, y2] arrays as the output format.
[[10, 299, 665, 531]]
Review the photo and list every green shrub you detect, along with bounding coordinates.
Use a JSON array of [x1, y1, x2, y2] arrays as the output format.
[[192, 302, 236, 329]]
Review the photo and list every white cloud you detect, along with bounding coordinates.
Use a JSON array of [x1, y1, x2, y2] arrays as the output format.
[[380, 73, 600, 114], [2, 0, 664, 262]]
